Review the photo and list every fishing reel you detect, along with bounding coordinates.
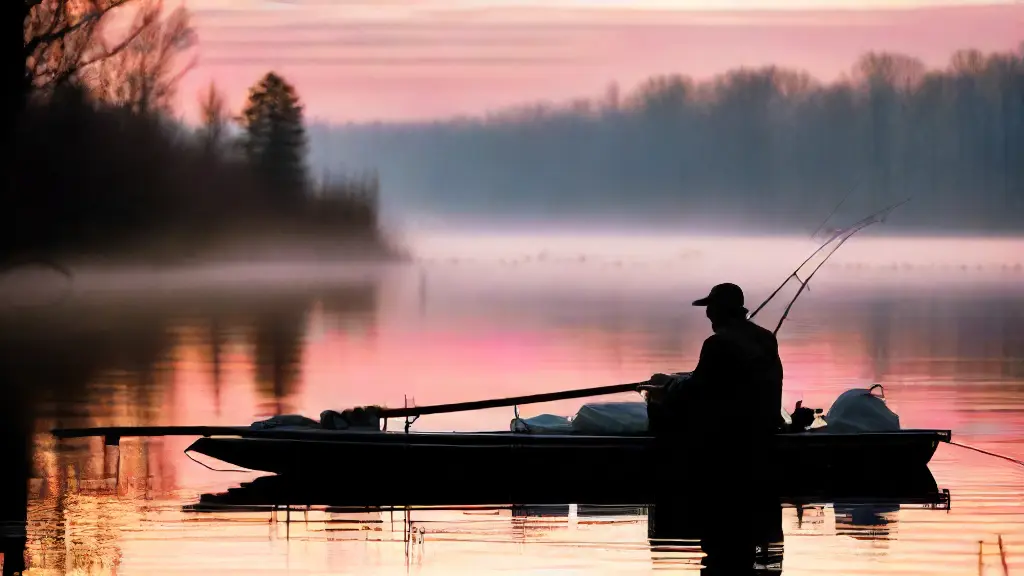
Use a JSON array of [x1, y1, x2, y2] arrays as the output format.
[[785, 400, 822, 433]]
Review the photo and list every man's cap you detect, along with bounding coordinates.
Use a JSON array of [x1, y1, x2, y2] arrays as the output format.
[[692, 283, 744, 308]]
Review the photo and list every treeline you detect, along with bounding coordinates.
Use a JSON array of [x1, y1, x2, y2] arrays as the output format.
[[7, 0, 393, 264], [318, 47, 1024, 233]]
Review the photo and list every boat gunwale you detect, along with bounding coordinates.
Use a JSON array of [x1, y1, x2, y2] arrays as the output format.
[[183, 429, 951, 457], [53, 426, 953, 442]]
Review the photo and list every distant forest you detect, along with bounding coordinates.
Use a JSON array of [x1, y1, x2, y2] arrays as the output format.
[[312, 47, 1024, 233]]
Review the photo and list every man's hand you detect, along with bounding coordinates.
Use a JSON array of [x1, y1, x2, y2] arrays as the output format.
[[639, 372, 694, 402], [638, 373, 675, 404], [647, 373, 678, 387]]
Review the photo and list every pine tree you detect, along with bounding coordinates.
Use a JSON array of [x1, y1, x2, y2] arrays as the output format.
[[239, 72, 308, 208]]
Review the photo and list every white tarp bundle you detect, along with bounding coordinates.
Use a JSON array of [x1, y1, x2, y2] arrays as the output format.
[[510, 413, 573, 433], [250, 414, 320, 429], [510, 385, 902, 436], [250, 407, 384, 431], [819, 386, 900, 433], [511, 401, 649, 434], [571, 402, 649, 434]]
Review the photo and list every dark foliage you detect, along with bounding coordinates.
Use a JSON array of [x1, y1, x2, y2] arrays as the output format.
[[6, 3, 391, 263], [8, 85, 389, 262]]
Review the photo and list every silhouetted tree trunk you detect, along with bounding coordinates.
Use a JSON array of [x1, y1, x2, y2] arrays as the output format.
[[4, 2, 34, 258], [198, 81, 229, 156], [6, 2, 31, 120]]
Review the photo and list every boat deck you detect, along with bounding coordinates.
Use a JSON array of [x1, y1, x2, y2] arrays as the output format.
[[52, 425, 952, 444]]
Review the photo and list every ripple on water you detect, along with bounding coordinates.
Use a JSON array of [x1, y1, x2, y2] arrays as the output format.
[[3, 255, 1023, 575]]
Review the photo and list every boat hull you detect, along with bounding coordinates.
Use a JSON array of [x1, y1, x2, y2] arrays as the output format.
[[185, 429, 949, 506]]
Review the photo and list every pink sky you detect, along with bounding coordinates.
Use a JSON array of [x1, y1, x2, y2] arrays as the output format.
[[174, 0, 1024, 122]]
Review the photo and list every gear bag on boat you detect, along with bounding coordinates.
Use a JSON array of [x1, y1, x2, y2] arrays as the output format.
[[816, 385, 899, 434]]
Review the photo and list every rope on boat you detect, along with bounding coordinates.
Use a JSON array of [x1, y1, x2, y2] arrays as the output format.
[[184, 449, 254, 473], [948, 440, 1024, 469]]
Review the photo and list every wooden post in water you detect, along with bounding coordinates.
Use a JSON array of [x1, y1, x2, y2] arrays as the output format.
[[997, 534, 1008, 576], [978, 540, 984, 576]]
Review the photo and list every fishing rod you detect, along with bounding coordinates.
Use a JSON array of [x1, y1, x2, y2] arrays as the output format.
[[808, 174, 864, 240], [748, 197, 911, 334], [749, 197, 1024, 470], [746, 216, 860, 321], [748, 178, 891, 322]]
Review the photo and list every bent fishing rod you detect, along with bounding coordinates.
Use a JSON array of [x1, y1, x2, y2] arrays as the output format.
[[749, 197, 911, 335], [808, 174, 864, 240], [380, 200, 912, 420], [747, 178, 896, 324]]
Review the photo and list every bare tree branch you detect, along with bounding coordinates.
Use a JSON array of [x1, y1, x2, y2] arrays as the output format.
[[88, 0, 197, 113], [24, 1, 97, 59], [23, 0, 170, 96], [198, 81, 230, 155]]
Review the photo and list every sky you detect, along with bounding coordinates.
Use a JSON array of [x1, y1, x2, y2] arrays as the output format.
[[174, 0, 1024, 122]]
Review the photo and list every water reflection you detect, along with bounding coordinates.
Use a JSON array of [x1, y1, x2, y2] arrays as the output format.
[[834, 503, 898, 541], [0, 280, 381, 575], [251, 301, 307, 416], [0, 257, 1021, 574], [205, 316, 228, 416], [182, 492, 952, 576], [848, 292, 1024, 384], [0, 312, 173, 576], [650, 495, 783, 575]]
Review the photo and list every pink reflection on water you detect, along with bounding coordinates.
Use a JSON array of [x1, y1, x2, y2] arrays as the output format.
[[15, 243, 1024, 575]]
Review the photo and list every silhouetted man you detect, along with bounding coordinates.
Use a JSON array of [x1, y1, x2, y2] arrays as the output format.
[[643, 282, 784, 466], [642, 283, 784, 573]]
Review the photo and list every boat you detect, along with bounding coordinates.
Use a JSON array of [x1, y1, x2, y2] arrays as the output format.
[[52, 408, 950, 508], [182, 451, 948, 510], [183, 425, 947, 476], [53, 384, 951, 508], [178, 383, 947, 488], [54, 202, 943, 508]]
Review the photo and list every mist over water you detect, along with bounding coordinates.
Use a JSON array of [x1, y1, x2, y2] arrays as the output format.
[[1, 233, 1021, 315], [1, 233, 1021, 306], [0, 230, 1019, 569], [1, 234, 1022, 576]]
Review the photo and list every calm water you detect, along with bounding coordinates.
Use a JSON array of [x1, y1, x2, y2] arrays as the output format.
[[1, 235, 1023, 575]]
